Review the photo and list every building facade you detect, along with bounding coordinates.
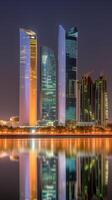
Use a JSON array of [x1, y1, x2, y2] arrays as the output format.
[[79, 75, 95, 122], [40, 46, 56, 121], [66, 27, 78, 121], [78, 75, 108, 127], [19, 29, 37, 126], [58, 25, 78, 125], [58, 25, 66, 125], [94, 76, 109, 127]]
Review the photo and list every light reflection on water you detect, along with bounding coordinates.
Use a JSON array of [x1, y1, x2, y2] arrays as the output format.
[[0, 138, 112, 200]]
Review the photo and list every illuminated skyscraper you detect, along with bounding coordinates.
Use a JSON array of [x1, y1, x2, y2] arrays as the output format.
[[66, 27, 78, 121], [58, 25, 66, 125], [58, 25, 78, 125], [19, 29, 37, 126], [79, 75, 95, 122], [95, 76, 109, 127], [40, 46, 56, 120]]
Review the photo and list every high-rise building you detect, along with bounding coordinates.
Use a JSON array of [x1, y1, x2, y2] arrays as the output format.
[[19, 29, 37, 126], [58, 25, 66, 125], [79, 75, 95, 122], [94, 76, 109, 127], [40, 46, 56, 121], [76, 80, 81, 122], [58, 25, 78, 125], [66, 27, 78, 121]]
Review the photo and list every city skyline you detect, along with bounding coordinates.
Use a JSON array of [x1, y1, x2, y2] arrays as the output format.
[[0, 0, 112, 120], [0, 24, 109, 128], [0, 26, 110, 126], [0, 1, 112, 199]]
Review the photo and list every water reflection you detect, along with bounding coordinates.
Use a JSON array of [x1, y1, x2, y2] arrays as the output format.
[[0, 138, 112, 199]]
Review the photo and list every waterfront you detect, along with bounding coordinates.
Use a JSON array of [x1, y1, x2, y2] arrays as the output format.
[[0, 137, 112, 199]]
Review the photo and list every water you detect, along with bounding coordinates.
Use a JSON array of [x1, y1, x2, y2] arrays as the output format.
[[0, 137, 111, 200]]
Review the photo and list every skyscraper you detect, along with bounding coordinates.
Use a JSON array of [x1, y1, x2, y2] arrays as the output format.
[[79, 75, 95, 122], [58, 25, 78, 125], [58, 25, 66, 125], [66, 27, 78, 121], [40, 46, 56, 121], [94, 76, 109, 127], [19, 29, 37, 126]]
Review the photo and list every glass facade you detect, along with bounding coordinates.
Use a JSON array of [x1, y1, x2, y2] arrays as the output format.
[[80, 76, 95, 122], [58, 25, 66, 125], [95, 76, 109, 127], [58, 26, 78, 124], [41, 47, 56, 121], [66, 27, 78, 121], [19, 29, 37, 126]]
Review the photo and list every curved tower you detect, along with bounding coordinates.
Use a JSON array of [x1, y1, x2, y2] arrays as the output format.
[[19, 29, 37, 126]]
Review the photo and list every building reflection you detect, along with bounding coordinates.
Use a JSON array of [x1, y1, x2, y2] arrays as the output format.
[[0, 138, 111, 199], [38, 153, 57, 200], [19, 151, 37, 200]]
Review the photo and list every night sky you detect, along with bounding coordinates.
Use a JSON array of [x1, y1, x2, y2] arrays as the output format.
[[0, 0, 112, 120]]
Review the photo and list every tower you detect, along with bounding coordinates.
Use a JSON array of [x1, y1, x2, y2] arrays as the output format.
[[40, 46, 56, 121], [58, 25, 78, 125], [19, 29, 37, 126], [95, 75, 108, 127]]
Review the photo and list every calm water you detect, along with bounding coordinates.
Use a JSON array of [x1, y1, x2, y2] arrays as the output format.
[[0, 138, 112, 200]]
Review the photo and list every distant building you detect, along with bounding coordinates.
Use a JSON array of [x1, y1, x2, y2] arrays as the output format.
[[10, 116, 19, 127], [94, 76, 109, 127], [40, 46, 56, 121], [77, 75, 109, 127], [19, 29, 37, 126], [76, 81, 81, 122], [58, 25, 78, 125], [78, 75, 95, 122]]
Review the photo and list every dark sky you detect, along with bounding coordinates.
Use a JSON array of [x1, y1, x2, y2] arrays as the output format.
[[0, 0, 112, 120]]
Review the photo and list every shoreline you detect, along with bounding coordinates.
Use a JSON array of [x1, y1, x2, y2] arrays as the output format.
[[0, 133, 112, 138]]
